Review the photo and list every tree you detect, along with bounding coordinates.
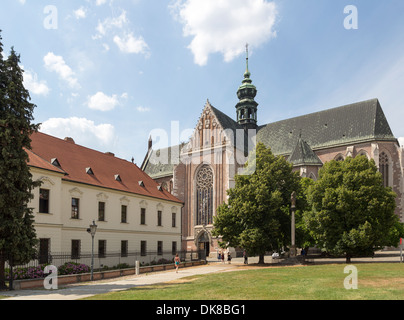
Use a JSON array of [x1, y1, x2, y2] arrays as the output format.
[[0, 34, 40, 289], [295, 177, 316, 254], [213, 142, 302, 264], [304, 155, 398, 263]]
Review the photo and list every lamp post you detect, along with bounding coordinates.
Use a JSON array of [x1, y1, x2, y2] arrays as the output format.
[[87, 220, 97, 281], [290, 191, 297, 257]]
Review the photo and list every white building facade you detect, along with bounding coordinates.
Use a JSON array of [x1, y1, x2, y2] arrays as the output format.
[[27, 132, 183, 267]]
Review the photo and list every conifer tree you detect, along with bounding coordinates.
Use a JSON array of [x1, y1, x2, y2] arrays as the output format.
[[0, 31, 40, 289]]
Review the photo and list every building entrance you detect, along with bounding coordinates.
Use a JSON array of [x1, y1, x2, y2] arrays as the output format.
[[197, 231, 210, 257]]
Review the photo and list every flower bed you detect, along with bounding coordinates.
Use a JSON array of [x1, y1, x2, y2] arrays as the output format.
[[5, 262, 90, 280]]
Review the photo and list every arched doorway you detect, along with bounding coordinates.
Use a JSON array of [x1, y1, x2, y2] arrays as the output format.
[[197, 231, 210, 257]]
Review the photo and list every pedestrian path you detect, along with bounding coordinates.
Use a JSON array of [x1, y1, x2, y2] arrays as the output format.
[[2, 251, 401, 300], [1, 262, 238, 300]]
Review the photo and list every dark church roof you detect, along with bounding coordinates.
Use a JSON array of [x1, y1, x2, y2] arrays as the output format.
[[142, 98, 397, 177], [141, 144, 183, 179], [256, 98, 397, 156], [288, 137, 323, 167]]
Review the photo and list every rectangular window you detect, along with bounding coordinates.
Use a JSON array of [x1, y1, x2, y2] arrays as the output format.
[[140, 208, 146, 225], [172, 242, 177, 255], [121, 205, 127, 223], [98, 240, 106, 258], [141, 241, 147, 256], [71, 198, 79, 219], [39, 238, 50, 265], [121, 240, 128, 257], [71, 240, 81, 259], [39, 189, 50, 213], [158, 241, 163, 255], [157, 210, 162, 226], [98, 202, 105, 221], [172, 212, 176, 227]]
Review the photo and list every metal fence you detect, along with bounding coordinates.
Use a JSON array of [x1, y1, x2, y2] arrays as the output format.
[[3, 249, 206, 276]]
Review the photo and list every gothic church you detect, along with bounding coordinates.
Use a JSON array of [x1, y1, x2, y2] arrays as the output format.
[[142, 52, 404, 256]]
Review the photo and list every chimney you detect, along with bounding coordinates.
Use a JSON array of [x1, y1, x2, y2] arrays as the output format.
[[64, 137, 75, 144]]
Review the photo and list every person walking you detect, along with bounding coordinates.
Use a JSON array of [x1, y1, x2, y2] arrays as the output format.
[[228, 252, 232, 264], [221, 250, 225, 264], [174, 253, 180, 273], [243, 250, 248, 265]]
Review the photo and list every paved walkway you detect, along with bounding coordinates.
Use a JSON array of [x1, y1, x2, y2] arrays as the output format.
[[1, 262, 240, 300], [1, 251, 402, 300]]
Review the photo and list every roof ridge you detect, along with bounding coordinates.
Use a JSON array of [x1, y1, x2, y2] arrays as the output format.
[[264, 98, 380, 127], [35, 131, 134, 164]]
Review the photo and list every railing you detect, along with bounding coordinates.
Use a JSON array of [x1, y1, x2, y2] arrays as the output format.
[[2, 249, 206, 280]]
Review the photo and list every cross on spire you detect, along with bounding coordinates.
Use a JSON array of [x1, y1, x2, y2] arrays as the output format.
[[245, 43, 249, 73]]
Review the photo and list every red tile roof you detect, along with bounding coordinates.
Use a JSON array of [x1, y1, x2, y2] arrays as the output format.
[[28, 132, 182, 204]]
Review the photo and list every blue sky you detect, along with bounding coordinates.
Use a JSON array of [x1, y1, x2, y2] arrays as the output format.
[[1, 0, 404, 162]]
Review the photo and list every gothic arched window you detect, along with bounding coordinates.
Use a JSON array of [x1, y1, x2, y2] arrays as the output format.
[[379, 152, 389, 187], [335, 154, 344, 161], [196, 165, 214, 226]]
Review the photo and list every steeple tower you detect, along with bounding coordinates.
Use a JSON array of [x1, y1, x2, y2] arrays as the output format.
[[236, 44, 258, 130]]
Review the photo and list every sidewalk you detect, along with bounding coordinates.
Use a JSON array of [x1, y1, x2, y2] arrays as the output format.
[[1, 262, 238, 300]]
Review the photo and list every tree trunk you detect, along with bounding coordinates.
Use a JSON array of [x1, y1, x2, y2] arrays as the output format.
[[258, 254, 265, 264], [346, 254, 351, 264], [0, 256, 7, 290]]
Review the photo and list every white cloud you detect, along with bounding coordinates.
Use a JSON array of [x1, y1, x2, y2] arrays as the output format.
[[113, 33, 150, 56], [74, 7, 87, 19], [96, 0, 107, 5], [43, 52, 80, 89], [18, 0, 25, 4], [398, 138, 404, 148], [23, 69, 50, 96], [137, 106, 150, 112], [40, 117, 116, 148], [170, 0, 278, 66], [94, 11, 128, 39], [87, 91, 120, 111]]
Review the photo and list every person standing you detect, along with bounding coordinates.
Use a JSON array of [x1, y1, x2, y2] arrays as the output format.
[[221, 250, 225, 264]]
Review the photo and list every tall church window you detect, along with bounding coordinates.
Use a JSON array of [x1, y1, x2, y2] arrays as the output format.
[[196, 165, 214, 225], [379, 152, 389, 187]]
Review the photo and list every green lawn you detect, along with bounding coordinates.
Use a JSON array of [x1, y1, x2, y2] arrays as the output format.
[[83, 263, 404, 300]]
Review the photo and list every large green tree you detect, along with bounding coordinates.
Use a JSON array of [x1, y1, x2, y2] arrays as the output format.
[[304, 155, 400, 263], [0, 33, 40, 289], [213, 142, 302, 264]]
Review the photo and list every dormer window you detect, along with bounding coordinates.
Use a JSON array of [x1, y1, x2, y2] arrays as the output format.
[[86, 167, 94, 175], [115, 174, 122, 182], [157, 185, 163, 191], [138, 181, 145, 187], [51, 158, 61, 167]]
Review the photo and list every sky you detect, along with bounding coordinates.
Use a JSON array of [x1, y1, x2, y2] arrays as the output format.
[[1, 0, 404, 163]]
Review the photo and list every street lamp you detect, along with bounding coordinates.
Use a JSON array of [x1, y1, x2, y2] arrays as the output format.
[[290, 191, 297, 257], [87, 220, 97, 281]]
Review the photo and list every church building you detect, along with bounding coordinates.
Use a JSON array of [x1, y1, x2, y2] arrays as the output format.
[[142, 50, 404, 256]]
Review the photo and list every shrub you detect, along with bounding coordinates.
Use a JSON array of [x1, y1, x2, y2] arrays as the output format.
[[58, 262, 90, 275]]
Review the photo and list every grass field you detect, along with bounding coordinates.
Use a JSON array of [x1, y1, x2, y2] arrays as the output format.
[[83, 263, 404, 300]]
